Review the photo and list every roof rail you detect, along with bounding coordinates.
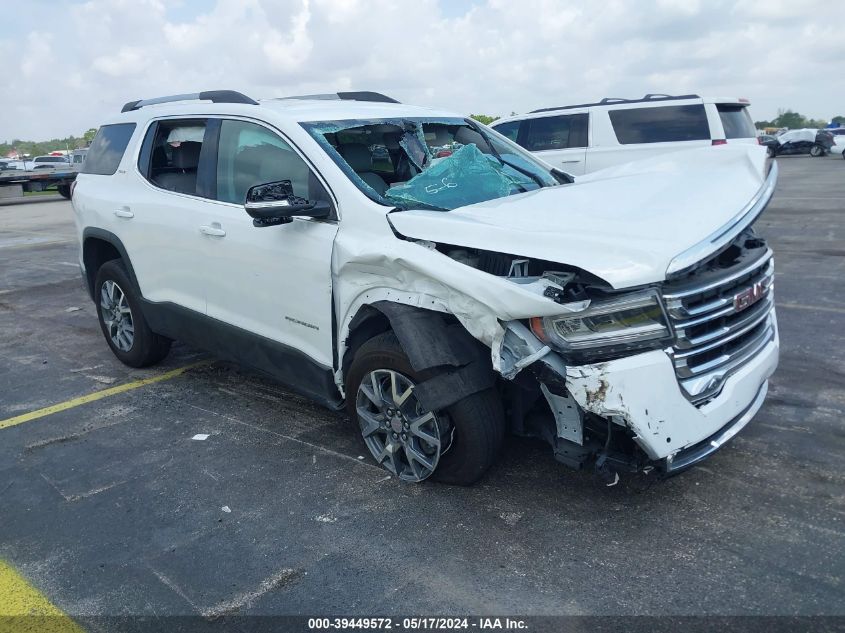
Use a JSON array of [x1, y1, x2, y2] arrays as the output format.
[[121, 90, 258, 113], [278, 91, 400, 104], [529, 93, 701, 114]]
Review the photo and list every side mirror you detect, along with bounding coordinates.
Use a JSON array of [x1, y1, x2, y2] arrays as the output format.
[[244, 180, 331, 227]]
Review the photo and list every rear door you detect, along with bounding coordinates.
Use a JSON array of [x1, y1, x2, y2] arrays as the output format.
[[518, 112, 588, 175], [127, 117, 213, 314]]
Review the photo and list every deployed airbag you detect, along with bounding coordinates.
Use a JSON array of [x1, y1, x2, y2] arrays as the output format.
[[385, 144, 525, 210]]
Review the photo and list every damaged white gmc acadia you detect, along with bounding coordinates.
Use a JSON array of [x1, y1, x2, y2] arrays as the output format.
[[73, 90, 779, 485]]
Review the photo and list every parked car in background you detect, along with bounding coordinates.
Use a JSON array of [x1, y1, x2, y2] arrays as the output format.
[[71, 148, 88, 166], [72, 89, 779, 485], [831, 134, 845, 160], [1, 160, 26, 170], [0, 160, 18, 171], [30, 155, 71, 169], [490, 94, 758, 175], [767, 129, 834, 157], [758, 134, 778, 150]]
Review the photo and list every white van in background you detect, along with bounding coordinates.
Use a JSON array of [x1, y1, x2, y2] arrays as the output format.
[[491, 94, 759, 175]]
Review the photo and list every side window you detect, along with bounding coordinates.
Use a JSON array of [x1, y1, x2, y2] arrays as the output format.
[[492, 120, 520, 142], [609, 105, 709, 144], [216, 120, 322, 204], [139, 119, 208, 195], [82, 123, 136, 175], [524, 114, 588, 151]]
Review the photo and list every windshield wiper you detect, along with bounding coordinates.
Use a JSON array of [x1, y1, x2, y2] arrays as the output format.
[[467, 120, 546, 189]]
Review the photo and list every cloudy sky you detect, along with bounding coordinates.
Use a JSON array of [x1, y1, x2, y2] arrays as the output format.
[[1, 0, 842, 141]]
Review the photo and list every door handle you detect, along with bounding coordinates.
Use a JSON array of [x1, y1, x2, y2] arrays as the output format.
[[560, 160, 581, 164], [114, 208, 134, 218], [199, 224, 226, 237]]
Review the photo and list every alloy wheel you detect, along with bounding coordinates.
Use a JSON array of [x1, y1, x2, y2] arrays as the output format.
[[100, 280, 134, 352], [355, 369, 447, 482]]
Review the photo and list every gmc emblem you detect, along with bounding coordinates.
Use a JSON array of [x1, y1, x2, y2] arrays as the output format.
[[733, 282, 765, 312]]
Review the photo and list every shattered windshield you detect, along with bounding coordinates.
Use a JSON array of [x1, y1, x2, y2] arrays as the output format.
[[300, 117, 560, 211]]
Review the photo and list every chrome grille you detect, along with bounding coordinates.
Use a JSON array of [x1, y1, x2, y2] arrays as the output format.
[[663, 250, 775, 406]]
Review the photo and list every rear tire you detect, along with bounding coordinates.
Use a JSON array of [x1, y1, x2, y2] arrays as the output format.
[[94, 260, 171, 367], [346, 331, 505, 485], [809, 144, 824, 157], [766, 146, 776, 158], [57, 184, 71, 199]]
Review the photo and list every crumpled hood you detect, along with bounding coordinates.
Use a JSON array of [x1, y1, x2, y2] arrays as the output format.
[[388, 145, 771, 289]]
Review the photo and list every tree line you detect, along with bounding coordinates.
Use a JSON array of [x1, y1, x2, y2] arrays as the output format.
[[753, 110, 842, 130], [1, 128, 98, 158]]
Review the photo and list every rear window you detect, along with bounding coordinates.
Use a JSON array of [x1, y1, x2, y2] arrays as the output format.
[[717, 105, 756, 139], [82, 123, 137, 175], [524, 114, 588, 151], [609, 105, 709, 144]]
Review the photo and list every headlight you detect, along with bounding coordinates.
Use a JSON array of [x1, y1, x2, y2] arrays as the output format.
[[530, 290, 673, 359]]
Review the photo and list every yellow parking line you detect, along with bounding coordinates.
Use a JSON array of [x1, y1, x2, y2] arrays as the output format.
[[0, 559, 85, 632], [776, 302, 845, 315], [0, 362, 208, 431]]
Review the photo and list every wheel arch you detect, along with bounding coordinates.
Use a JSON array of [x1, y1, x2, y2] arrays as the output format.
[[341, 301, 497, 413], [82, 228, 140, 301]]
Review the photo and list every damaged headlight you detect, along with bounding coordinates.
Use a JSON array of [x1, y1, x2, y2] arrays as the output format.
[[530, 290, 672, 359]]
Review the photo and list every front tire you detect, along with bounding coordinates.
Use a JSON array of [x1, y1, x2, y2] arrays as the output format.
[[346, 332, 505, 485], [57, 184, 71, 199], [94, 260, 171, 367]]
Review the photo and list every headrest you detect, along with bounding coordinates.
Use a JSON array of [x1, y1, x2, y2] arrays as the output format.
[[383, 132, 402, 150], [428, 126, 452, 146], [454, 127, 489, 152], [340, 143, 373, 171], [172, 141, 201, 169]]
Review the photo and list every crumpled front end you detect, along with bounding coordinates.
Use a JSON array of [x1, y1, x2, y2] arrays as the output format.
[[494, 230, 780, 479]]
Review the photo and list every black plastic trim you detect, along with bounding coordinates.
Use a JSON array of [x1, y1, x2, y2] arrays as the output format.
[[337, 91, 399, 104], [121, 90, 258, 113], [81, 228, 139, 300], [196, 118, 220, 199], [140, 300, 343, 409]]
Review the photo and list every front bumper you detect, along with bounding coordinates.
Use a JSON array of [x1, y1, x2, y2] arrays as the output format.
[[664, 381, 768, 472], [563, 316, 779, 462]]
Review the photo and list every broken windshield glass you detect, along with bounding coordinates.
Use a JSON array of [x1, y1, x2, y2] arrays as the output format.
[[301, 117, 560, 211], [384, 144, 534, 210]]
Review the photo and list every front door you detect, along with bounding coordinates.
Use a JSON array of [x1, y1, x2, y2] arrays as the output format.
[[519, 112, 588, 175], [200, 118, 339, 371]]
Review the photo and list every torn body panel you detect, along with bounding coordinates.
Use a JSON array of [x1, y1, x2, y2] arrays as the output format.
[[327, 142, 778, 479], [563, 322, 779, 462]]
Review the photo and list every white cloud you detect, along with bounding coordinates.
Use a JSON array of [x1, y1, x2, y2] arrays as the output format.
[[0, 0, 842, 140]]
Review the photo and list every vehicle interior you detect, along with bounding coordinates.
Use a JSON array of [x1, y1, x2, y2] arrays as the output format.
[[149, 121, 207, 195], [323, 122, 493, 194]]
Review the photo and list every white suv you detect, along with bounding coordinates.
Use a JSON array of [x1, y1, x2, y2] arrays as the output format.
[[73, 89, 779, 485], [491, 94, 759, 175]]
